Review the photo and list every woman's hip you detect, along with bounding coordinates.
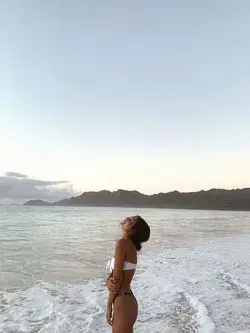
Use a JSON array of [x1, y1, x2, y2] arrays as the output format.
[[113, 294, 138, 325], [114, 291, 138, 312], [117, 290, 137, 304]]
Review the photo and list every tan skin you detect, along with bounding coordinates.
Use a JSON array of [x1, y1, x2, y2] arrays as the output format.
[[106, 218, 138, 333]]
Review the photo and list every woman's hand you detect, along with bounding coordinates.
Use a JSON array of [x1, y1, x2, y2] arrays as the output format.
[[106, 276, 120, 292], [106, 304, 113, 326]]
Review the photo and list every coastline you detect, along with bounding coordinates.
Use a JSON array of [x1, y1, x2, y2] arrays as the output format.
[[22, 202, 250, 212]]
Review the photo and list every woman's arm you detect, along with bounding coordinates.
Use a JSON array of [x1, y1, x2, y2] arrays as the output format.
[[107, 239, 126, 306]]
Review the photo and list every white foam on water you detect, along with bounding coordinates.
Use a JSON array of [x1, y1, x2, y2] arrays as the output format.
[[185, 293, 215, 333], [0, 280, 107, 333], [1, 236, 250, 332], [222, 272, 250, 294]]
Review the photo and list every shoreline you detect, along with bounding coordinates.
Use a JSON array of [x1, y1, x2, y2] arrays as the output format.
[[22, 203, 250, 213]]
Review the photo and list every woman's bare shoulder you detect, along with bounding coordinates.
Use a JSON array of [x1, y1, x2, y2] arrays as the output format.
[[115, 238, 131, 250]]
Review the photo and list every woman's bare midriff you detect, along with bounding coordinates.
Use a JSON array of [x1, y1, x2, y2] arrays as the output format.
[[119, 270, 135, 292]]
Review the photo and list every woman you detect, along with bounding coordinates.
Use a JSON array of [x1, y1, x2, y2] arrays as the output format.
[[106, 215, 150, 333]]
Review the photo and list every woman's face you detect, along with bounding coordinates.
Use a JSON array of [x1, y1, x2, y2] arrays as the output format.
[[121, 217, 137, 237]]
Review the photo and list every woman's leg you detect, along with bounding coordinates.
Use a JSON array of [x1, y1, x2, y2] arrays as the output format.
[[112, 295, 138, 333]]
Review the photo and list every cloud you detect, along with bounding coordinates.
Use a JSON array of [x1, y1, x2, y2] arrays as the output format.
[[0, 172, 78, 201], [5, 172, 28, 178]]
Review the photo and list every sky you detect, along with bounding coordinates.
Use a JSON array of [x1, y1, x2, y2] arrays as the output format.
[[1, 0, 250, 202]]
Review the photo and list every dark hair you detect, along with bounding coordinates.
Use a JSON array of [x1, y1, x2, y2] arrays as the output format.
[[130, 215, 150, 251]]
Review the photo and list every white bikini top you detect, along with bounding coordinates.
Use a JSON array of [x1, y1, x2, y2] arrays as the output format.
[[106, 257, 137, 274]]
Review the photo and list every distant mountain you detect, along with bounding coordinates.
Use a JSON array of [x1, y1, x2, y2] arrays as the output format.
[[24, 188, 250, 211], [24, 199, 50, 206]]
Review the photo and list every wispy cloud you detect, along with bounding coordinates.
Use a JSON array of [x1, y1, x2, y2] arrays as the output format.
[[5, 172, 29, 178], [0, 172, 78, 201]]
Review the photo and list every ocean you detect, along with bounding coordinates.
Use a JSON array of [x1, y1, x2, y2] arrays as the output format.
[[1, 206, 250, 333]]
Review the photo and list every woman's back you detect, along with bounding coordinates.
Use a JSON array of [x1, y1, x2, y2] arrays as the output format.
[[120, 239, 137, 292]]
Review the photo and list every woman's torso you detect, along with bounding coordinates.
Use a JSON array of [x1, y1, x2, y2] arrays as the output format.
[[108, 239, 137, 293]]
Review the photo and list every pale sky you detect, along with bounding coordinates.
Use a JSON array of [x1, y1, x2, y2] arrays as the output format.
[[1, 1, 250, 201]]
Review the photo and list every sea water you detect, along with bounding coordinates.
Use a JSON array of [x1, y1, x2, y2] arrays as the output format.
[[1, 206, 250, 333]]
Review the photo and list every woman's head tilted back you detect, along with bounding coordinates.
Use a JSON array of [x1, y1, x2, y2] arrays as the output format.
[[121, 215, 150, 251]]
